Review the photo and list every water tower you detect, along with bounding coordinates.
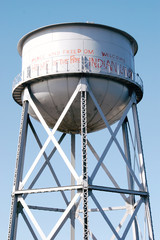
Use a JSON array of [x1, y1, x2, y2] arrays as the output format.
[[8, 23, 154, 239]]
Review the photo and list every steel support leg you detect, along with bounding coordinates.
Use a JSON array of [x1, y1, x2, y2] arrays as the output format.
[[122, 118, 139, 240], [71, 134, 75, 240], [81, 88, 89, 240], [132, 103, 154, 240], [8, 101, 29, 240]]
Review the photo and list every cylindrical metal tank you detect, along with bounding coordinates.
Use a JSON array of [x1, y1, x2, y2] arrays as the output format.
[[12, 22, 143, 133]]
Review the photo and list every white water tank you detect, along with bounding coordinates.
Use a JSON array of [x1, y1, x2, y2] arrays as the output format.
[[12, 22, 143, 133]]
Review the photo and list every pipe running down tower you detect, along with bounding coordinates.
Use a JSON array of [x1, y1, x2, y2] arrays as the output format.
[[9, 23, 154, 239]]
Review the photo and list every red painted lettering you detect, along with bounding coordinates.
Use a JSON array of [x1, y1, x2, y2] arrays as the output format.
[[110, 61, 117, 73], [98, 59, 104, 68], [89, 57, 98, 68], [63, 49, 82, 55], [84, 49, 94, 54], [120, 65, 125, 75], [102, 51, 109, 57], [70, 55, 80, 63]]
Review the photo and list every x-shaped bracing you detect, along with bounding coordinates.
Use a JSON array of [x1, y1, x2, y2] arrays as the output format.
[[11, 78, 153, 239]]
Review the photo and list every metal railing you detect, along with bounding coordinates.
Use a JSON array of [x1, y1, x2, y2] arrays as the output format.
[[12, 56, 143, 92], [134, 73, 143, 90], [12, 72, 22, 90]]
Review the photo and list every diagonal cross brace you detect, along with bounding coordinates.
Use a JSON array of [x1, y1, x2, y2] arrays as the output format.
[[121, 198, 143, 239], [47, 193, 81, 240], [87, 85, 142, 190], [20, 193, 81, 240], [24, 121, 69, 205], [91, 192, 121, 240], [88, 140, 128, 203], [110, 211, 129, 240], [21, 83, 82, 188], [91, 192, 144, 240], [19, 197, 47, 240], [21, 210, 39, 240]]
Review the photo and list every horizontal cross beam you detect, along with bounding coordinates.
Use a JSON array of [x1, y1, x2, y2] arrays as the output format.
[[14, 184, 148, 197]]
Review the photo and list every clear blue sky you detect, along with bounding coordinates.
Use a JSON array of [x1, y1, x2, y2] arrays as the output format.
[[1, 0, 160, 239]]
